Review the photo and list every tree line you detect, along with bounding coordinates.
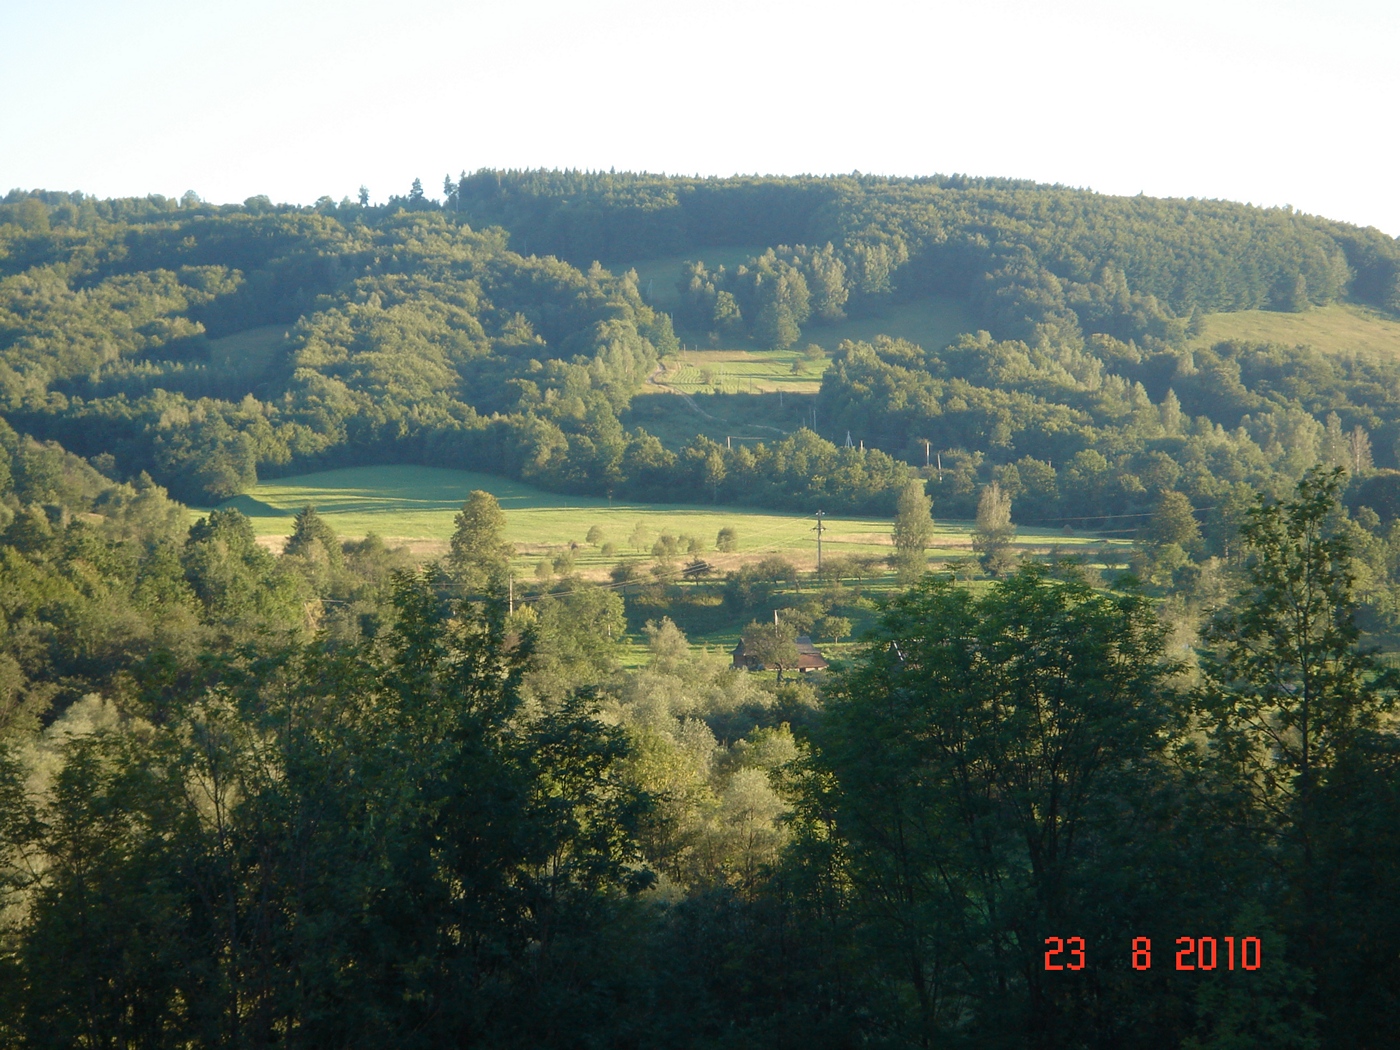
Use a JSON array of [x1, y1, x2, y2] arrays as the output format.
[[1, 436, 1397, 1046]]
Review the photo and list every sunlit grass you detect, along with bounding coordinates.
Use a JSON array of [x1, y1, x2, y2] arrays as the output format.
[[211, 465, 1127, 578], [1191, 303, 1400, 359]]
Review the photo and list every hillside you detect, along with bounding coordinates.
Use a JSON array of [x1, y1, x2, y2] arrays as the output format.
[[5, 176, 1400, 1050], [1189, 302, 1400, 359], [3, 176, 1399, 529]]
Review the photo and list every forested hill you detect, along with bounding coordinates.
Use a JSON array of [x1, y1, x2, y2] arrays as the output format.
[[1, 176, 1398, 517], [455, 171, 1400, 328]]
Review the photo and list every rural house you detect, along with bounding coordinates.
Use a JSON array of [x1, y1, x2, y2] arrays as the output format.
[[731, 635, 829, 673]]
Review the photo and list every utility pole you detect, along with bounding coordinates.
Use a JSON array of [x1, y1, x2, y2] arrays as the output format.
[[508, 574, 514, 615], [813, 510, 825, 573], [936, 452, 943, 481], [925, 439, 930, 468]]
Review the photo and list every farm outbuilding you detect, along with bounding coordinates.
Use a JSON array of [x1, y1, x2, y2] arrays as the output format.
[[731, 636, 829, 673]]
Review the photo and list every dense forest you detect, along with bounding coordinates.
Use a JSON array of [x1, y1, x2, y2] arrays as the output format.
[[2, 176, 1400, 1047]]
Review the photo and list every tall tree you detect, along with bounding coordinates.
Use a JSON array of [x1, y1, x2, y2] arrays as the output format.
[[447, 490, 513, 597], [741, 619, 799, 683], [1201, 468, 1387, 813], [284, 504, 342, 564], [973, 481, 1016, 574], [892, 479, 933, 583], [809, 566, 1182, 1046], [1199, 467, 1399, 1047]]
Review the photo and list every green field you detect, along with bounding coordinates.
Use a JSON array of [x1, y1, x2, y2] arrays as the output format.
[[214, 465, 1124, 579], [1191, 303, 1400, 358], [662, 348, 824, 395], [206, 324, 293, 383], [617, 249, 980, 450], [623, 388, 821, 449]]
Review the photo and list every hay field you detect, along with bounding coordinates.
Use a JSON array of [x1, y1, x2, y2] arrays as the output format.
[[212, 465, 1122, 578]]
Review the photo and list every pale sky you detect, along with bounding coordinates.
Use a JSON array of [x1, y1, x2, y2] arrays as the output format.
[[3, 0, 1397, 235]]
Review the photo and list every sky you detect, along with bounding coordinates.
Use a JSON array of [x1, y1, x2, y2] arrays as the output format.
[[2, 0, 1397, 235]]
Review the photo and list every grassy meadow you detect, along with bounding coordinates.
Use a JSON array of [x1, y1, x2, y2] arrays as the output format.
[[206, 324, 294, 384], [213, 464, 1128, 659], [661, 348, 824, 395], [1191, 302, 1400, 358], [215, 464, 1124, 573], [616, 250, 978, 450]]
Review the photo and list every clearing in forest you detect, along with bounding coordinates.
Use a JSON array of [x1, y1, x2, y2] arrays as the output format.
[[206, 324, 294, 383], [1190, 303, 1400, 359]]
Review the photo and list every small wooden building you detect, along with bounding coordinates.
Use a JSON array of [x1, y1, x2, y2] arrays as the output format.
[[731, 636, 829, 673]]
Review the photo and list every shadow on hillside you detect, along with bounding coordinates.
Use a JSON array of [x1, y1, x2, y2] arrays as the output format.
[[218, 494, 294, 518]]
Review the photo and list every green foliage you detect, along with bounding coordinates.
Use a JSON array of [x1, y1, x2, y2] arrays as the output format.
[[810, 566, 1182, 1044], [1146, 489, 1202, 550], [520, 582, 627, 702], [447, 489, 513, 596], [1, 574, 649, 1046], [973, 480, 1016, 573], [813, 614, 851, 643], [891, 479, 933, 582], [6, 179, 1400, 1049], [1200, 469, 1391, 804], [8, 177, 1399, 522], [183, 507, 304, 636], [740, 619, 799, 681]]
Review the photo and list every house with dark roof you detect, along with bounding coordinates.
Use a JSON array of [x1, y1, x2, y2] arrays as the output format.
[[731, 635, 829, 673]]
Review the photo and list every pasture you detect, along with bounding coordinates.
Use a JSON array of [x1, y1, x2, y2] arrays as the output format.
[[661, 348, 824, 395], [623, 388, 827, 450], [214, 465, 1125, 578], [1191, 303, 1400, 358]]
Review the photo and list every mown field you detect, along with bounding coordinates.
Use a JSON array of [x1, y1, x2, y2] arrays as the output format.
[[214, 464, 1129, 661], [618, 249, 979, 450], [217, 464, 1123, 572], [1191, 302, 1400, 358], [660, 348, 825, 395]]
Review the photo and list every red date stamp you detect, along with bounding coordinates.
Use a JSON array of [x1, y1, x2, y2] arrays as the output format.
[[1045, 936, 1261, 971]]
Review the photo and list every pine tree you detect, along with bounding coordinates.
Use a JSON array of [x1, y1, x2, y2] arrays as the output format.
[[284, 504, 342, 565]]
